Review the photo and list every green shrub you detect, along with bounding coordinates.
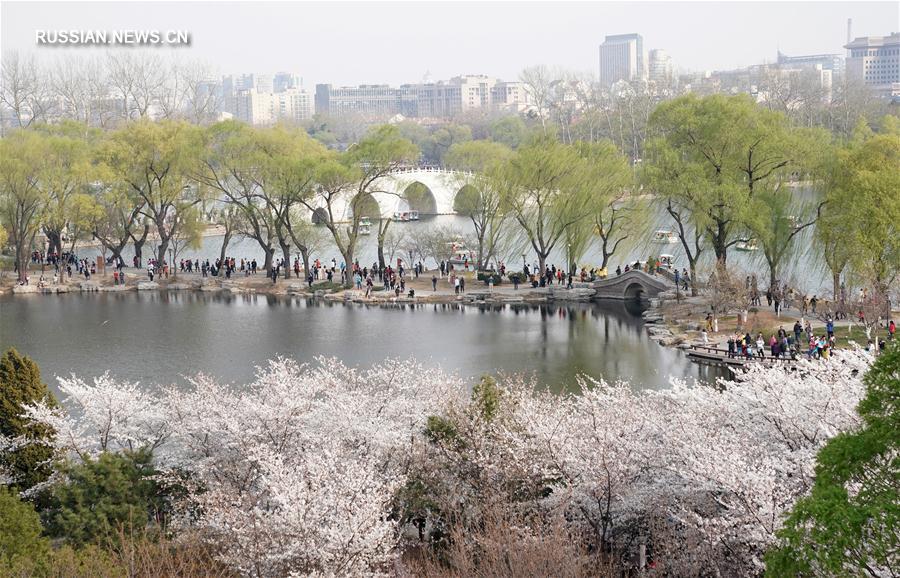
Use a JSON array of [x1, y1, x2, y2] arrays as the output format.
[[476, 271, 502, 285], [0, 487, 51, 573], [765, 343, 899, 576], [47, 450, 165, 547], [0, 348, 58, 493]]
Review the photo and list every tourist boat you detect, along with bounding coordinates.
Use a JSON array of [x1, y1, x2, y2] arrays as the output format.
[[409, 210, 419, 221], [393, 211, 414, 221], [358, 217, 372, 235], [659, 254, 675, 269], [786, 215, 801, 230], [446, 241, 476, 266], [735, 239, 759, 252], [651, 230, 678, 244]]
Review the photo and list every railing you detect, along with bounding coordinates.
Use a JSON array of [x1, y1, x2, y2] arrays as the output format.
[[387, 166, 474, 177], [688, 344, 798, 363]]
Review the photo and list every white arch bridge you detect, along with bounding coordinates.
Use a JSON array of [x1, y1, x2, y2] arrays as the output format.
[[311, 166, 478, 223]]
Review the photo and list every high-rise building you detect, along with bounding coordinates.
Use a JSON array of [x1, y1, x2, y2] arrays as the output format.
[[844, 32, 900, 96], [648, 49, 673, 86], [314, 84, 403, 117], [315, 76, 530, 120], [776, 51, 844, 78], [599, 33, 645, 86], [273, 72, 301, 93], [233, 87, 314, 125]]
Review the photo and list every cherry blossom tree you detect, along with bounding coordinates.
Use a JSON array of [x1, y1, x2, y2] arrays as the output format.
[[22, 351, 873, 576]]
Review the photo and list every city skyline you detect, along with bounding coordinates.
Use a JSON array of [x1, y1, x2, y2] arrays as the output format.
[[2, 1, 897, 87]]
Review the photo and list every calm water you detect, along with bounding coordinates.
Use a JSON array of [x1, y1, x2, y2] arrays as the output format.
[[0, 292, 724, 393]]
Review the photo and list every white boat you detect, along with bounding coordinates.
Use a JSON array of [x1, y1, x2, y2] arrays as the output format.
[[446, 240, 475, 266], [659, 254, 675, 268], [735, 239, 759, 252], [358, 217, 372, 235], [393, 211, 411, 221], [651, 230, 678, 244], [409, 210, 419, 221]]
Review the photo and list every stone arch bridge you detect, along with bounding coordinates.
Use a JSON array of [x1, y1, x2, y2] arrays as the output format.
[[312, 166, 476, 222], [592, 270, 671, 300]]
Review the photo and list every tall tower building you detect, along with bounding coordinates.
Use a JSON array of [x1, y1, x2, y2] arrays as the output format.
[[845, 32, 900, 97], [599, 33, 645, 86], [648, 49, 673, 86]]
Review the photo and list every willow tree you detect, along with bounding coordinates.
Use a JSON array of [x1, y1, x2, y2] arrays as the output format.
[[254, 125, 325, 278], [837, 122, 900, 319], [647, 94, 807, 267], [0, 130, 47, 282], [445, 140, 513, 270], [573, 140, 633, 270], [299, 125, 418, 284], [743, 127, 830, 290], [104, 120, 205, 266], [200, 120, 279, 273], [642, 138, 707, 296], [497, 134, 595, 273], [33, 121, 98, 258]]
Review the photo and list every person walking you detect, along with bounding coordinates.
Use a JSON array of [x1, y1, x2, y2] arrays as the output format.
[[431, 274, 438, 291], [889, 319, 896, 340]]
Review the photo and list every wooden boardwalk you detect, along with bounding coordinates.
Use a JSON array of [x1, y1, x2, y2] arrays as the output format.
[[686, 345, 800, 371]]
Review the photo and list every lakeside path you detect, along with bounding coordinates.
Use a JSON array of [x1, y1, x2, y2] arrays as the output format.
[[0, 266, 554, 305]]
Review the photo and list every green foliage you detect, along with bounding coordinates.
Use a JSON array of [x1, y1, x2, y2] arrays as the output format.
[[47, 450, 164, 547], [476, 271, 503, 285], [472, 375, 502, 422], [645, 94, 820, 266], [489, 116, 527, 149], [424, 415, 459, 445], [0, 487, 50, 572], [766, 343, 900, 576], [0, 348, 57, 492]]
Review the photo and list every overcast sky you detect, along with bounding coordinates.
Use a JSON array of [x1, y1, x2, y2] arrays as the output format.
[[2, 1, 897, 86]]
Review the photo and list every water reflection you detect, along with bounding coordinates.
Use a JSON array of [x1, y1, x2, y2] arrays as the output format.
[[1, 292, 725, 394]]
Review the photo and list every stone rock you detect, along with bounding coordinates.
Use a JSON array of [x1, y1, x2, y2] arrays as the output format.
[[286, 284, 306, 294], [314, 290, 325, 298], [167, 283, 191, 291], [200, 284, 221, 292], [660, 335, 685, 347], [136, 281, 159, 291], [80, 281, 101, 292], [102, 284, 128, 292], [12, 284, 39, 294]]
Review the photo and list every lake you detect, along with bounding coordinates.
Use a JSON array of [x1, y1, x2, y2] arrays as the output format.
[[0, 292, 724, 394]]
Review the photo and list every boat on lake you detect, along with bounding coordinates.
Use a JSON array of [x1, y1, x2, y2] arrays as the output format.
[[651, 230, 678, 244]]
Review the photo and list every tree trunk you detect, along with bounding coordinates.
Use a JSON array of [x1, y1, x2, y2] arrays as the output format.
[[377, 219, 390, 270], [132, 225, 149, 267], [263, 246, 274, 273], [45, 229, 62, 257], [15, 243, 27, 283], [280, 240, 292, 279], [156, 236, 170, 268], [300, 247, 311, 281], [218, 229, 232, 266], [341, 249, 354, 288]]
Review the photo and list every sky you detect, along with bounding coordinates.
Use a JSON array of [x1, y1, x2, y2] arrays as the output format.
[[2, 1, 898, 86]]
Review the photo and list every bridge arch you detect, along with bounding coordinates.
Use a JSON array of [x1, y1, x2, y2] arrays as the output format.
[[624, 282, 646, 301], [592, 270, 671, 300], [452, 183, 480, 215], [401, 181, 437, 215], [350, 192, 384, 220]]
